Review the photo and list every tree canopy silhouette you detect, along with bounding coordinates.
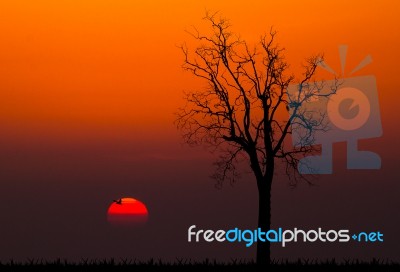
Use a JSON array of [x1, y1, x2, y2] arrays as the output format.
[[176, 12, 337, 265]]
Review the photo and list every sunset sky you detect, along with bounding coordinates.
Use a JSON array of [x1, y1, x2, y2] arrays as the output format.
[[0, 0, 399, 262]]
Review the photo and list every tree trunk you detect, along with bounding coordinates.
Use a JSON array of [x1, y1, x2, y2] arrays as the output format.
[[256, 165, 273, 266]]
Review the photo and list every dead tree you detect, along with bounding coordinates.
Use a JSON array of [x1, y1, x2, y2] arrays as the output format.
[[176, 12, 336, 265]]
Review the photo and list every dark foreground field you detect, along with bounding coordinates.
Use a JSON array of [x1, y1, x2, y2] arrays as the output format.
[[0, 259, 399, 272]]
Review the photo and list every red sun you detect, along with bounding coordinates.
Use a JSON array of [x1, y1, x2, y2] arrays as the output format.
[[107, 197, 149, 226]]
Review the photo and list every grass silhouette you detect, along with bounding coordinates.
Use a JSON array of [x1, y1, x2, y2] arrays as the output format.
[[0, 258, 399, 271]]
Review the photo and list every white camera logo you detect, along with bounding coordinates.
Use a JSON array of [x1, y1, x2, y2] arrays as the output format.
[[288, 45, 382, 174]]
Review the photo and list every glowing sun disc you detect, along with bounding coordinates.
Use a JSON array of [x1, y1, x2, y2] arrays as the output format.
[[107, 197, 149, 226]]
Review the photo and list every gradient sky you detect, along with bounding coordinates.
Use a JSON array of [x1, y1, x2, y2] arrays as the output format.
[[0, 0, 399, 262]]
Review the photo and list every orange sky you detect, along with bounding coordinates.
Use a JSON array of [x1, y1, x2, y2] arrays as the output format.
[[0, 1, 400, 262], [0, 0, 399, 147]]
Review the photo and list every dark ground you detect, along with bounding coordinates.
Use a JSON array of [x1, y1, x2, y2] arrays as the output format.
[[0, 259, 399, 272]]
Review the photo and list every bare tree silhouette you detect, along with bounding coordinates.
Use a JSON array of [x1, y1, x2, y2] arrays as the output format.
[[176, 12, 337, 265]]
